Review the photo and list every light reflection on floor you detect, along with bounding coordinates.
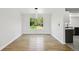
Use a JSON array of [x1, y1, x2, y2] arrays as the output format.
[[29, 36, 44, 51]]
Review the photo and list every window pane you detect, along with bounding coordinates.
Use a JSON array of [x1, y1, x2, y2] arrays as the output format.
[[30, 17, 43, 30]]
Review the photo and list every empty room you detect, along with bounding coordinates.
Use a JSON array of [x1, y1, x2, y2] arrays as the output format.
[[0, 8, 79, 51]]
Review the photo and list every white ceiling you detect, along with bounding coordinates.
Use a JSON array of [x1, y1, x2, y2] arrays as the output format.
[[19, 8, 56, 14]]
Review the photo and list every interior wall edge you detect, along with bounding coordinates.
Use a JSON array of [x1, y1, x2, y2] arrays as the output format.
[[51, 33, 65, 44]]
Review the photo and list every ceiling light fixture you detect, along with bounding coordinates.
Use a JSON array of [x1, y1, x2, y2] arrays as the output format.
[[35, 8, 38, 10], [34, 8, 38, 18]]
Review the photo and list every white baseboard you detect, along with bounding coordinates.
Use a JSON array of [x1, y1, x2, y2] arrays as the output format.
[[23, 33, 50, 34], [0, 33, 22, 51], [51, 34, 65, 44]]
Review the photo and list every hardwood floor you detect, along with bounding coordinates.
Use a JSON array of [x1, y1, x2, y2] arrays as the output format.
[[2, 34, 73, 51]]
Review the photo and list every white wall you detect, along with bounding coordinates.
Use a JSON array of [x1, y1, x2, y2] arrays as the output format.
[[70, 16, 79, 27], [22, 14, 51, 34], [0, 9, 22, 50], [64, 11, 70, 27], [51, 8, 65, 44]]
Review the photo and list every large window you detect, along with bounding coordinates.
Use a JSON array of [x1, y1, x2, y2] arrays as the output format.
[[30, 17, 43, 30]]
